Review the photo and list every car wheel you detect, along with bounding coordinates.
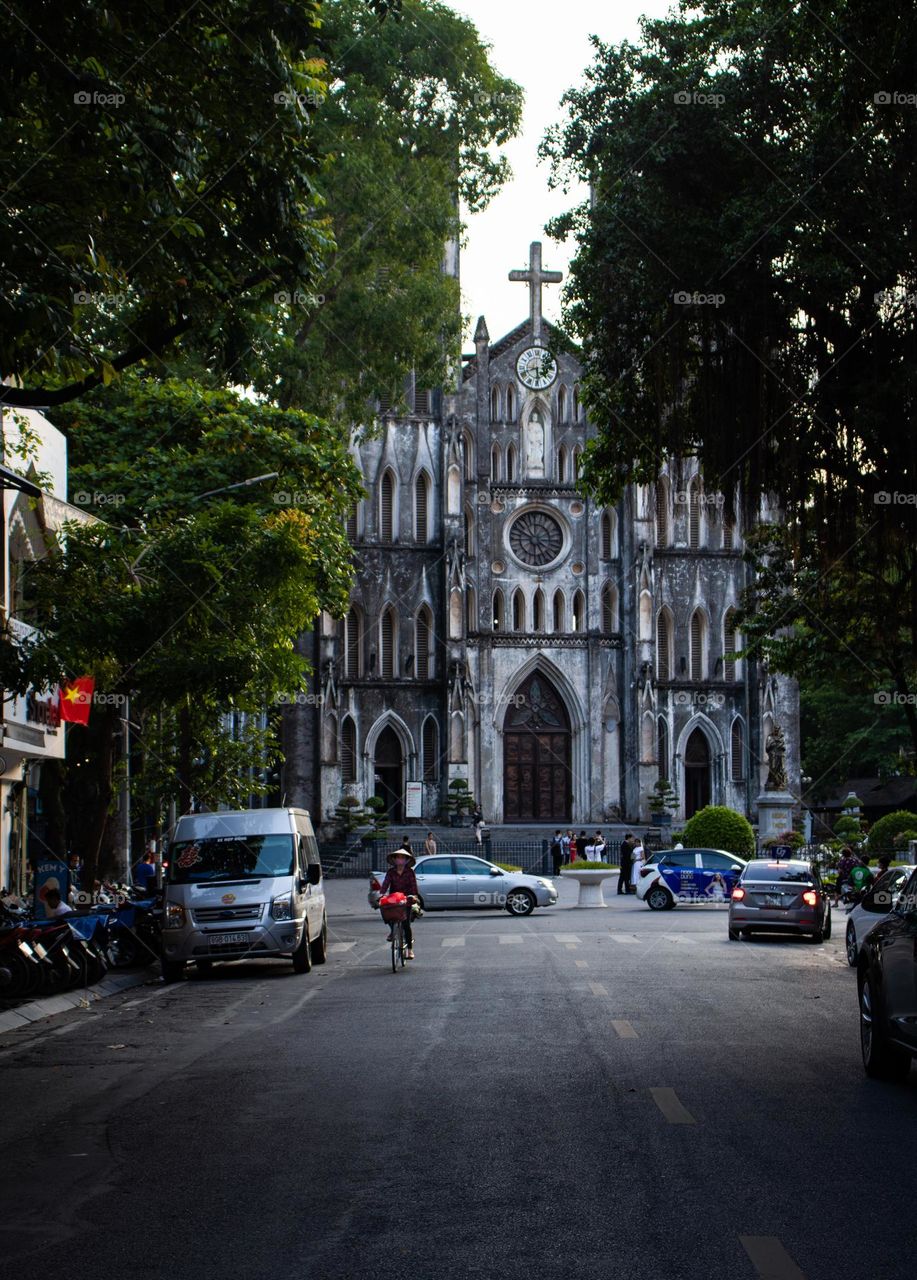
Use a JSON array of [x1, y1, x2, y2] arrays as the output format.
[[860, 970, 911, 1080], [196, 959, 214, 976], [846, 922, 858, 967], [310, 915, 328, 965], [728, 927, 741, 940], [505, 888, 536, 917], [810, 928, 825, 943], [292, 926, 313, 973], [646, 886, 674, 911], [161, 959, 185, 984]]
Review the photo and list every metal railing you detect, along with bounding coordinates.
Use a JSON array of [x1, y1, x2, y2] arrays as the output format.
[[320, 837, 632, 878]]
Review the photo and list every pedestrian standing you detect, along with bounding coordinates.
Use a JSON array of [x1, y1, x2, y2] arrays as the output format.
[[594, 831, 606, 863], [630, 840, 646, 891], [550, 830, 564, 877], [473, 808, 485, 846], [569, 832, 579, 862], [618, 833, 635, 895], [424, 831, 437, 858], [560, 830, 572, 865]]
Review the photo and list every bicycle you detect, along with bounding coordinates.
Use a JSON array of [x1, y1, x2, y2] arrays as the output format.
[[379, 894, 414, 973]]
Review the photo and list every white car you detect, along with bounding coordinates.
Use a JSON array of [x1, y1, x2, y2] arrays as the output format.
[[373, 854, 557, 917], [845, 866, 911, 966], [636, 847, 746, 910]]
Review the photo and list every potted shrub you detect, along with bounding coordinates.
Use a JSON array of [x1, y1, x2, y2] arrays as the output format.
[[648, 779, 679, 829], [362, 795, 389, 842], [560, 860, 619, 908], [333, 795, 367, 841], [447, 778, 475, 827]]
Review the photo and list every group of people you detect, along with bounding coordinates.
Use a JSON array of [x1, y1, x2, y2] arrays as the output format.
[[549, 830, 610, 873]]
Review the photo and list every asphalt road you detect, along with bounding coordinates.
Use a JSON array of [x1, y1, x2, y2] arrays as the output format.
[[1, 881, 916, 1280]]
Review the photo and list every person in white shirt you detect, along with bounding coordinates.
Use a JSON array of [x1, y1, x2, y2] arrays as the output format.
[[45, 888, 73, 918], [630, 843, 646, 887]]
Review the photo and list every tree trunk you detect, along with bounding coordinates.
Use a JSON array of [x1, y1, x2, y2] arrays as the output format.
[[81, 709, 118, 890]]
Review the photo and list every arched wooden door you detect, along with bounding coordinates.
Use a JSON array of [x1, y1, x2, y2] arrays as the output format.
[[503, 672, 571, 822], [373, 726, 404, 822], [684, 728, 712, 818]]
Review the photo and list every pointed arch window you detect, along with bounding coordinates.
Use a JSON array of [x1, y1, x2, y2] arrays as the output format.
[[491, 385, 500, 423], [506, 443, 517, 482], [657, 717, 670, 781], [380, 607, 397, 679], [723, 518, 735, 550], [688, 478, 702, 550], [572, 446, 582, 482], [506, 384, 516, 423], [415, 606, 433, 680], [341, 716, 357, 783], [601, 510, 614, 559], [655, 479, 669, 547], [557, 445, 568, 483], [601, 584, 617, 634], [344, 607, 362, 678], [731, 718, 745, 781], [656, 609, 673, 681], [492, 589, 505, 632], [345, 501, 359, 542], [533, 588, 545, 632], [572, 589, 586, 633], [414, 471, 430, 544], [553, 589, 565, 633], [512, 588, 525, 632], [464, 506, 474, 557], [723, 609, 738, 683], [558, 385, 568, 422], [463, 431, 475, 481], [573, 387, 580, 421], [422, 717, 439, 783], [380, 469, 395, 543], [466, 585, 477, 634], [689, 609, 706, 680], [491, 444, 502, 482]]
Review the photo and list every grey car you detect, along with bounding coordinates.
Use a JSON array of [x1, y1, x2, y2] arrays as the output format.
[[728, 858, 832, 942], [378, 855, 557, 917]]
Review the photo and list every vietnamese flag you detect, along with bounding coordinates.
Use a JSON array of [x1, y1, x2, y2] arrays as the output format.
[[58, 676, 95, 725]]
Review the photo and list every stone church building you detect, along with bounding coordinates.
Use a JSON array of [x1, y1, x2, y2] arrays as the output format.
[[285, 241, 800, 831]]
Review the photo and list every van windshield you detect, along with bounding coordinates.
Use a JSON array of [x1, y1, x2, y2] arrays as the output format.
[[168, 835, 295, 883]]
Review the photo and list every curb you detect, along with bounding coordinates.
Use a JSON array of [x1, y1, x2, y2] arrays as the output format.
[[0, 965, 160, 1038]]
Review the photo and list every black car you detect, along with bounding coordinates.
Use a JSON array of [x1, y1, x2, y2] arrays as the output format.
[[857, 867, 917, 1080]]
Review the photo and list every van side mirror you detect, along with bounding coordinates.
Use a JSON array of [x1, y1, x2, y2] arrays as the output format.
[[307, 863, 322, 886]]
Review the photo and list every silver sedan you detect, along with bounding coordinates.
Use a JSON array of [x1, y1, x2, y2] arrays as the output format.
[[380, 855, 558, 916]]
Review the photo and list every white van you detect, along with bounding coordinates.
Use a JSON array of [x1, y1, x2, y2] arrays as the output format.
[[160, 808, 326, 982]]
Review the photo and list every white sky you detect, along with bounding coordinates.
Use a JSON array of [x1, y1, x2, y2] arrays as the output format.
[[450, 0, 671, 346]]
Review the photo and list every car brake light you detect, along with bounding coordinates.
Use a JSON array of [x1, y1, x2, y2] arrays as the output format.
[[802, 889, 818, 906], [731, 886, 745, 900]]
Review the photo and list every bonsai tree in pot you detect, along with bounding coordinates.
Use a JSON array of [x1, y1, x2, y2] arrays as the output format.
[[362, 795, 390, 841], [333, 794, 367, 844], [447, 778, 476, 827], [648, 779, 679, 828]]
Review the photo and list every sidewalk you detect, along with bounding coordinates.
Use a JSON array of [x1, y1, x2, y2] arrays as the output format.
[[0, 964, 160, 1038]]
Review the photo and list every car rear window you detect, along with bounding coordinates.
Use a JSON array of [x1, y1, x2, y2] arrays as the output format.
[[742, 862, 814, 884]]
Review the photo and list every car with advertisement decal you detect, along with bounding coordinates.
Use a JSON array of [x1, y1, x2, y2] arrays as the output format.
[[636, 847, 746, 910], [160, 808, 327, 982]]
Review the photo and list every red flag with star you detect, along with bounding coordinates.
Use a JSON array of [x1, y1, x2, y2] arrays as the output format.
[[58, 676, 95, 725]]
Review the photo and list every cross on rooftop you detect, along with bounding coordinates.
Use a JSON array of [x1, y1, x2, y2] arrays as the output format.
[[508, 241, 563, 343]]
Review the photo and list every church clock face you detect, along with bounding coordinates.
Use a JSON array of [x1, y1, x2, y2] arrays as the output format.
[[516, 346, 558, 390], [509, 509, 564, 568]]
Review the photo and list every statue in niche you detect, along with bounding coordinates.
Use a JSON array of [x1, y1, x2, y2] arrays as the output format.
[[525, 410, 546, 477]]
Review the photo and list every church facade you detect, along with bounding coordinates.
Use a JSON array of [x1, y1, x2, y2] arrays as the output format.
[[289, 242, 800, 832]]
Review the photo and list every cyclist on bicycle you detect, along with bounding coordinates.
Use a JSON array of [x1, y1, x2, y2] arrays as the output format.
[[380, 847, 418, 960]]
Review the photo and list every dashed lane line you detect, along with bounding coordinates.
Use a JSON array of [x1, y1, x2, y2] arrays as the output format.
[[589, 982, 609, 996], [611, 1019, 638, 1039], [650, 1087, 696, 1125], [738, 1236, 807, 1280], [441, 937, 465, 948], [498, 935, 524, 945], [554, 934, 581, 943], [328, 942, 357, 953], [574, 960, 588, 969], [608, 933, 641, 945]]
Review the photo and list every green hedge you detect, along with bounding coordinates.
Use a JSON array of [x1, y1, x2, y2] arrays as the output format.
[[682, 805, 756, 856], [867, 810, 917, 852]]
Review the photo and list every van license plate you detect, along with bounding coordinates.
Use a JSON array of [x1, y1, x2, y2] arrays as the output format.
[[210, 932, 249, 946]]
